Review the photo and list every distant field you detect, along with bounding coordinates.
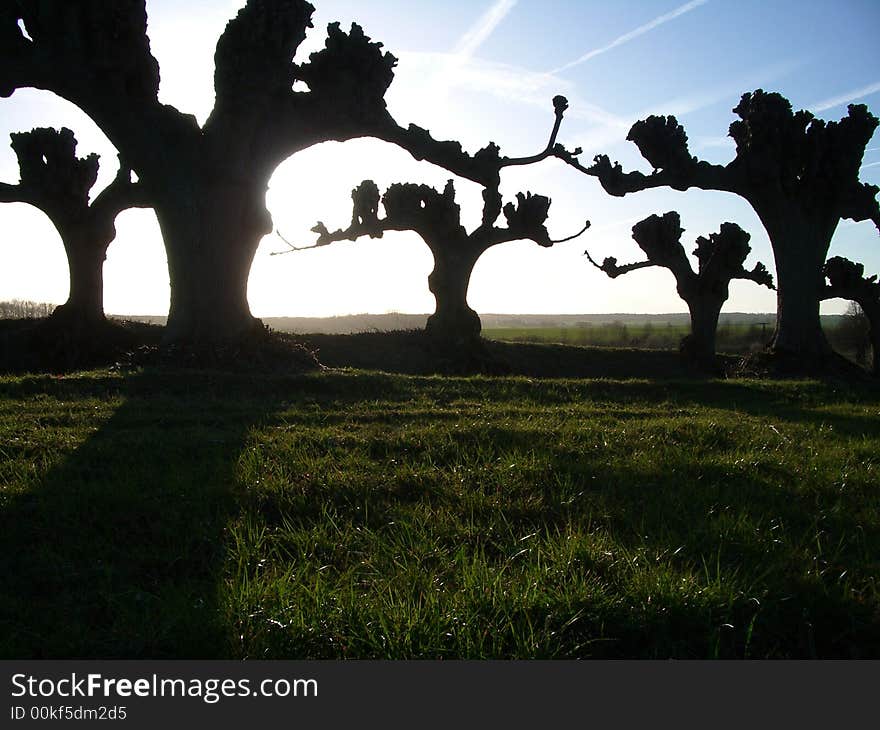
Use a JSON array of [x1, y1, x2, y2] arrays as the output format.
[[2, 368, 878, 658], [483, 323, 772, 353]]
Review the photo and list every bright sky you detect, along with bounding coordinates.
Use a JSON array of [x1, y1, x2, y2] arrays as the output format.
[[1, 0, 878, 317]]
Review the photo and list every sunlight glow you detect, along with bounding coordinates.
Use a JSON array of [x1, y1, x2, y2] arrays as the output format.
[[1, 0, 878, 319]]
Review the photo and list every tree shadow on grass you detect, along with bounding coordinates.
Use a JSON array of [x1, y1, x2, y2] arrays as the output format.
[[310, 371, 880, 437], [2, 369, 877, 658], [0, 370, 283, 658]]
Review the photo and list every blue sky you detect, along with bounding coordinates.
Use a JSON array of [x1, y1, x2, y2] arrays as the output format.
[[1, 0, 878, 317]]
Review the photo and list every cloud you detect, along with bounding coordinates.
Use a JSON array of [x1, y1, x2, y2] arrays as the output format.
[[566, 59, 801, 156], [694, 136, 735, 149], [393, 51, 630, 132], [413, 0, 519, 120], [861, 161, 880, 170], [810, 81, 880, 113], [453, 0, 517, 60], [549, 0, 709, 75]]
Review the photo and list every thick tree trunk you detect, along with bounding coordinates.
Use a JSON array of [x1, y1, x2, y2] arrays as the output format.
[[425, 247, 482, 345], [155, 180, 271, 344], [761, 210, 835, 356], [682, 296, 722, 365], [863, 302, 880, 377], [50, 229, 108, 327]]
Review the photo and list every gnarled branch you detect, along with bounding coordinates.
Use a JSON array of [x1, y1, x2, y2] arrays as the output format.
[[584, 251, 654, 278], [822, 256, 880, 303], [371, 95, 579, 189]]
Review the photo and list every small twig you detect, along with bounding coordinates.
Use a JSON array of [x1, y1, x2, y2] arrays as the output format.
[[269, 229, 324, 256], [550, 219, 591, 244], [502, 96, 573, 169], [583, 249, 604, 270]]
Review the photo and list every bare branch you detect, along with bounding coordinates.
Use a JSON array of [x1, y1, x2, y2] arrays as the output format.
[[584, 250, 655, 278], [2, 2, 160, 121], [551, 220, 591, 244], [501, 95, 571, 169], [269, 227, 344, 255], [213, 0, 313, 112], [693, 222, 774, 290], [90, 160, 151, 220], [257, 20, 401, 167], [482, 191, 589, 248], [822, 256, 880, 304], [735, 262, 776, 290], [271, 179, 396, 255], [372, 95, 577, 189], [554, 112, 736, 196], [0, 181, 36, 205]]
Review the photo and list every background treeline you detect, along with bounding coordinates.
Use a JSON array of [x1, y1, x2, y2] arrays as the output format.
[[2, 299, 869, 365], [0, 299, 55, 319]]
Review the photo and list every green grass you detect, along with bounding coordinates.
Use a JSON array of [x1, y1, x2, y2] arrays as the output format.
[[1, 368, 878, 658], [483, 323, 769, 352]]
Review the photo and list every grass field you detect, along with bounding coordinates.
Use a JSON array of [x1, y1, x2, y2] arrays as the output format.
[[1, 364, 878, 659], [486, 322, 773, 353]]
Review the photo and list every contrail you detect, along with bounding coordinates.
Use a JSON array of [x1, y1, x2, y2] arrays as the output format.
[[811, 81, 880, 112], [549, 0, 709, 74], [453, 0, 517, 60]]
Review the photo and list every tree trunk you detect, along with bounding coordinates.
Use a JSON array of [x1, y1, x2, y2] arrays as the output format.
[[682, 295, 722, 365], [425, 246, 482, 345], [155, 180, 271, 344], [761, 209, 835, 357], [50, 229, 108, 327], [863, 301, 880, 377]]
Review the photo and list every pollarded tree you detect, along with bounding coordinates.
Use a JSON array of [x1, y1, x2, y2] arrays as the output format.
[[822, 256, 880, 375], [585, 211, 774, 364], [289, 177, 588, 344], [0, 127, 146, 326], [272, 95, 587, 344], [1, 1, 578, 344], [554, 89, 880, 360]]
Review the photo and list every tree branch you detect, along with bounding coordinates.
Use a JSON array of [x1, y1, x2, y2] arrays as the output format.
[[584, 250, 656, 278], [0, 181, 36, 206], [553, 113, 738, 196], [2, 2, 161, 133], [822, 256, 880, 304], [480, 191, 589, 249], [551, 220, 592, 244], [370, 95, 577, 189], [255, 19, 403, 170], [212, 0, 313, 112], [733, 261, 776, 290], [90, 161, 151, 221], [499, 95, 571, 169]]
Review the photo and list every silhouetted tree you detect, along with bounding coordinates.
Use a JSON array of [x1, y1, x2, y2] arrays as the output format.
[[0, 127, 146, 326], [585, 211, 774, 364], [273, 96, 587, 344], [555, 90, 880, 360], [822, 256, 879, 375], [1, 1, 580, 343], [292, 176, 588, 344]]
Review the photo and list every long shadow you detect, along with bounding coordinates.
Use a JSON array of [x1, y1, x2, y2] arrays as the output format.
[[2, 368, 877, 658], [0, 370, 282, 658], [307, 370, 880, 435], [299, 331, 694, 378]]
